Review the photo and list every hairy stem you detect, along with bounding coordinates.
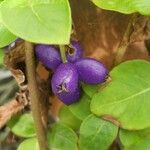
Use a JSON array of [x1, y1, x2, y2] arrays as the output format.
[[114, 13, 139, 65], [59, 45, 67, 63], [25, 42, 48, 150]]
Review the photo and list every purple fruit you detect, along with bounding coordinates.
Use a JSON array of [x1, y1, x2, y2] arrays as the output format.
[[57, 88, 81, 105], [66, 41, 83, 63], [74, 58, 108, 84], [35, 44, 62, 71], [51, 63, 80, 105]]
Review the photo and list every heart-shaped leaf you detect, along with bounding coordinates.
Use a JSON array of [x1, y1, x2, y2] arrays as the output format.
[[8, 113, 36, 138], [47, 123, 78, 150], [0, 0, 71, 44], [92, 0, 150, 15], [79, 114, 118, 150], [91, 60, 150, 130]]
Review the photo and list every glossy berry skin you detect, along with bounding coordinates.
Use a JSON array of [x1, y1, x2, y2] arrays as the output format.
[[51, 63, 80, 105], [57, 88, 81, 105], [66, 41, 83, 63], [35, 44, 62, 71], [75, 58, 108, 84]]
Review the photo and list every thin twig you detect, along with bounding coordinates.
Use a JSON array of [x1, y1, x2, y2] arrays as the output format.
[[25, 42, 48, 150], [114, 13, 139, 65], [59, 45, 67, 63], [37, 75, 49, 130]]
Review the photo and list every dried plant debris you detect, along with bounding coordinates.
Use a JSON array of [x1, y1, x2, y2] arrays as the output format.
[[130, 16, 150, 43], [0, 39, 51, 129], [4, 40, 25, 70], [0, 67, 19, 105], [0, 66, 29, 129], [0, 40, 29, 128], [144, 39, 150, 55], [0, 88, 29, 129], [2, 39, 28, 101]]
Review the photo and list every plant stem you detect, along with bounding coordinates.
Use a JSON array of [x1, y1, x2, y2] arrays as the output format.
[[59, 45, 67, 63], [25, 42, 48, 150], [114, 13, 139, 65]]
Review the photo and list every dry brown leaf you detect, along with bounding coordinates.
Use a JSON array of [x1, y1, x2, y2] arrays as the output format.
[[4, 41, 25, 69], [0, 90, 29, 129], [130, 16, 150, 43], [10, 69, 25, 86]]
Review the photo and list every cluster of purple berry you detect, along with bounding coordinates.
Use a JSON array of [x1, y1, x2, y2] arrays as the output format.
[[35, 41, 108, 105]]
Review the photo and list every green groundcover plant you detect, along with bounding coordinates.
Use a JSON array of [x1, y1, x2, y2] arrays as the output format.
[[1, 0, 150, 150]]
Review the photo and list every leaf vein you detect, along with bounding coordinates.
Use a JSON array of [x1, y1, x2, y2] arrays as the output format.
[[98, 87, 150, 109]]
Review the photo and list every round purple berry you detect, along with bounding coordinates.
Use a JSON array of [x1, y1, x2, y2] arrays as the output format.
[[51, 63, 80, 105], [66, 41, 83, 63], [57, 88, 81, 105], [35, 44, 62, 71], [74, 58, 108, 84]]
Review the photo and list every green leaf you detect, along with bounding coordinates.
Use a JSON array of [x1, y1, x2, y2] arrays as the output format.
[[47, 123, 78, 150], [82, 83, 99, 98], [8, 113, 36, 138], [92, 0, 135, 14], [59, 105, 82, 131], [92, 0, 150, 15], [135, 0, 150, 16], [0, 0, 71, 44], [119, 128, 150, 147], [0, 49, 4, 64], [0, 23, 17, 48], [124, 137, 150, 150], [18, 138, 39, 150], [79, 114, 118, 150], [91, 60, 150, 130], [69, 93, 91, 120]]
